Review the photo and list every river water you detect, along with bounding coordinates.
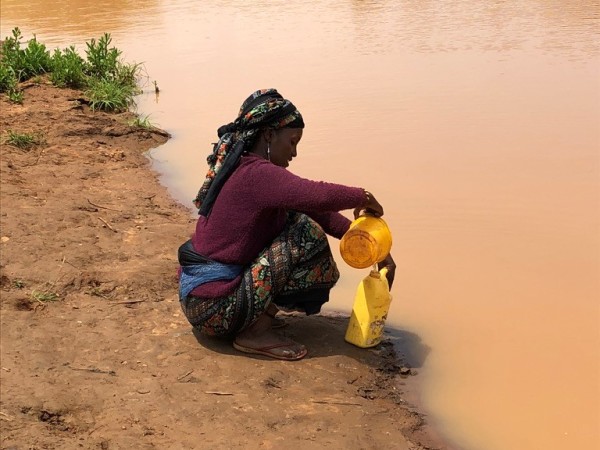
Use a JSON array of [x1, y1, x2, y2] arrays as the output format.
[[2, 1, 598, 449]]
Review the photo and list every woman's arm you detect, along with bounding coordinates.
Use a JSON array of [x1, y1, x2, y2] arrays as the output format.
[[305, 211, 352, 239], [251, 161, 366, 212]]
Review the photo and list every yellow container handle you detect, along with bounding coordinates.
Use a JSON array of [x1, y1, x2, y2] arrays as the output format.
[[371, 266, 389, 279]]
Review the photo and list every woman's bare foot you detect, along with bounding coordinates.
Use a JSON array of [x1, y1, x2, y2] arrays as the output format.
[[233, 312, 306, 360], [266, 303, 287, 329]]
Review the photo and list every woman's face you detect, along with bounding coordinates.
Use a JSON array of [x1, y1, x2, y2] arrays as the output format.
[[269, 128, 303, 168]]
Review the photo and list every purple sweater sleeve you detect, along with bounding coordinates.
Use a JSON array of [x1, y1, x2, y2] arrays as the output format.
[[306, 211, 352, 239], [250, 159, 366, 213]]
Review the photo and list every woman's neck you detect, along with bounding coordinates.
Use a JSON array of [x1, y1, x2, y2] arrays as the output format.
[[249, 142, 269, 160]]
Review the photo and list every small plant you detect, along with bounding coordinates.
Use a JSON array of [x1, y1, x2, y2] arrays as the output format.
[[86, 77, 134, 112], [1, 28, 51, 82], [0, 64, 18, 93], [30, 290, 59, 303], [13, 279, 25, 289], [85, 33, 121, 80], [114, 61, 142, 90], [7, 88, 23, 104], [129, 114, 155, 129], [21, 35, 52, 78], [1, 28, 26, 77], [50, 46, 86, 88], [4, 130, 45, 149]]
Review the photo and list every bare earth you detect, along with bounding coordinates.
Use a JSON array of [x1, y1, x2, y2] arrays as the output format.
[[0, 81, 444, 450]]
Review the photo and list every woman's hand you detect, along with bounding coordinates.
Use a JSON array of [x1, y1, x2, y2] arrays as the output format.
[[354, 190, 384, 219], [377, 253, 396, 288]]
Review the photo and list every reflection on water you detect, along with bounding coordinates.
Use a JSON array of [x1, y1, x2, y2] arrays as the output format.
[[0, 0, 161, 42], [2, 1, 599, 449]]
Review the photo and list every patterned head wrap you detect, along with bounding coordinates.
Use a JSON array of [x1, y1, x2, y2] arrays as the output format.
[[194, 89, 304, 217]]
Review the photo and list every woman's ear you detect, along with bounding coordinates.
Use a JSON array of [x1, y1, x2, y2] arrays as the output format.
[[262, 128, 274, 144]]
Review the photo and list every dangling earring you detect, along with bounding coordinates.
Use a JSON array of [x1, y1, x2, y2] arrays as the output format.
[[267, 143, 271, 161]]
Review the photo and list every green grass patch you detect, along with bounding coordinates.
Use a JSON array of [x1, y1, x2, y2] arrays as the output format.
[[3, 130, 45, 149], [129, 114, 155, 129], [86, 77, 135, 112], [30, 290, 59, 303], [1, 27, 149, 113], [7, 88, 23, 104]]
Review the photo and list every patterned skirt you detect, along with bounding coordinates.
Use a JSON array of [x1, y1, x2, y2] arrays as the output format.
[[180, 213, 340, 336]]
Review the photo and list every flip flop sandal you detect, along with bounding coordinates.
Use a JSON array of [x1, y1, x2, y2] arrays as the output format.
[[233, 341, 308, 361]]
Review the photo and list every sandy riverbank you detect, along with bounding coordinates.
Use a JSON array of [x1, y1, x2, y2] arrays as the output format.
[[0, 80, 445, 449]]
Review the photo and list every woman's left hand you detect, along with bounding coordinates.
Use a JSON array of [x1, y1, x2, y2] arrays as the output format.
[[377, 253, 396, 288]]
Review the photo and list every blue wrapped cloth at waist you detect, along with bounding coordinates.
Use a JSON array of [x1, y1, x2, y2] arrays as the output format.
[[179, 261, 243, 301], [177, 240, 244, 300]]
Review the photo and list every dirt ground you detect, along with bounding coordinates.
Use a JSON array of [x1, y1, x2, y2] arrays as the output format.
[[0, 81, 446, 450]]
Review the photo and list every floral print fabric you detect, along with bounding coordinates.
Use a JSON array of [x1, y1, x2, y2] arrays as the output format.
[[181, 213, 339, 336]]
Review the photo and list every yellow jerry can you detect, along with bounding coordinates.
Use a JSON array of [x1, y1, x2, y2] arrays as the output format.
[[344, 267, 392, 348]]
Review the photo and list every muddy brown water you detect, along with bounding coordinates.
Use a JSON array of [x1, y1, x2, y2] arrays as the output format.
[[2, 1, 599, 449]]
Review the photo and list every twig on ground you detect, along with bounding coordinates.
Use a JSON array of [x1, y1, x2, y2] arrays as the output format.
[[264, 378, 282, 389], [311, 400, 362, 406], [112, 299, 145, 305], [34, 148, 44, 165], [88, 424, 104, 436], [66, 365, 116, 376], [204, 391, 234, 396], [88, 199, 121, 211], [97, 216, 117, 232], [48, 256, 69, 289], [177, 370, 194, 381], [0, 411, 14, 421], [63, 259, 82, 272]]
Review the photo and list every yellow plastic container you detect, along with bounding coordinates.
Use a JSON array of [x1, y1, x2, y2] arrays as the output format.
[[344, 267, 392, 348], [340, 215, 392, 269]]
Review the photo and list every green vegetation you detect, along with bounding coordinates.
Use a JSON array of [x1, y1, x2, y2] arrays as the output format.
[[0, 63, 18, 92], [1, 27, 148, 113], [85, 33, 122, 80], [129, 114, 155, 129], [49, 45, 86, 88], [7, 88, 23, 104], [3, 130, 45, 149], [30, 290, 59, 303], [86, 77, 136, 112], [0, 28, 52, 82]]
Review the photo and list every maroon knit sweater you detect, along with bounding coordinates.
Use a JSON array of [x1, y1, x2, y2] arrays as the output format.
[[189, 154, 365, 297]]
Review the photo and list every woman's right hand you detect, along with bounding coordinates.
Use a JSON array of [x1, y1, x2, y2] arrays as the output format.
[[377, 253, 396, 288], [354, 189, 384, 218]]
